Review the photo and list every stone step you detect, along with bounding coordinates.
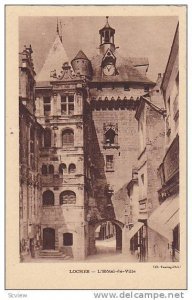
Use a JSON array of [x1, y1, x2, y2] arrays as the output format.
[[39, 254, 72, 260], [38, 250, 72, 260]]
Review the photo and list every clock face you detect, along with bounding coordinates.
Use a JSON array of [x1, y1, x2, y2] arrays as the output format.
[[103, 64, 115, 76]]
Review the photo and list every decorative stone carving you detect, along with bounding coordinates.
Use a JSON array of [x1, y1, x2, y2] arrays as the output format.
[[50, 62, 81, 81]]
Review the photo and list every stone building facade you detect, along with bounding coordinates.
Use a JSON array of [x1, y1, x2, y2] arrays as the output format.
[[148, 23, 180, 262], [31, 17, 155, 260], [19, 45, 43, 258], [123, 74, 166, 261], [124, 23, 180, 262]]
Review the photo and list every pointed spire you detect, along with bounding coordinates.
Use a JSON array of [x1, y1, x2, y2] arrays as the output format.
[[56, 18, 62, 43], [56, 18, 59, 35], [105, 16, 110, 27], [60, 20, 63, 43]]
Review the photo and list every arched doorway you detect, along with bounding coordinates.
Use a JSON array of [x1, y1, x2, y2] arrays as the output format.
[[92, 219, 123, 255], [43, 228, 55, 250]]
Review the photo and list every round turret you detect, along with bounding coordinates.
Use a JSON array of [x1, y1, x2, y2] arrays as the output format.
[[71, 50, 92, 78]]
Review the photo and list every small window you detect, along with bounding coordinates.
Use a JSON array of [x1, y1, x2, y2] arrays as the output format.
[[106, 155, 114, 171], [104, 128, 116, 145], [173, 224, 180, 251], [69, 163, 76, 174], [105, 30, 110, 43], [59, 163, 67, 174], [42, 164, 47, 175], [49, 165, 54, 174], [124, 84, 130, 91], [30, 127, 35, 153], [44, 128, 51, 148], [168, 97, 171, 111], [139, 199, 146, 210], [43, 97, 51, 116], [141, 174, 144, 185], [63, 233, 73, 246], [61, 95, 74, 115], [44, 97, 51, 104], [43, 190, 54, 206], [60, 190, 76, 205], [62, 129, 74, 146], [176, 72, 179, 89], [144, 86, 149, 93], [61, 96, 67, 115]]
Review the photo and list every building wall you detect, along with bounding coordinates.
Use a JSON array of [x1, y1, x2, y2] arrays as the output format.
[[19, 46, 42, 258], [157, 24, 180, 261], [35, 82, 89, 260], [19, 105, 42, 257], [161, 26, 179, 149], [146, 106, 165, 212], [148, 228, 172, 262], [92, 96, 138, 221]]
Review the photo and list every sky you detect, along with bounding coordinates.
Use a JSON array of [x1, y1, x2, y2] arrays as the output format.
[[19, 16, 178, 81]]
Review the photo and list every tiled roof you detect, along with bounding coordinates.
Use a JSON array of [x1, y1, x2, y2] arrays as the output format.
[[36, 34, 70, 82], [90, 51, 154, 84]]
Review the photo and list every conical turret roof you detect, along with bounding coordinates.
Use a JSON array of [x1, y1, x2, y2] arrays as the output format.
[[72, 50, 89, 61], [36, 34, 69, 82]]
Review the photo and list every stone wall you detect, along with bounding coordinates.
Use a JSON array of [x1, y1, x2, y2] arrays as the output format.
[[91, 108, 139, 222]]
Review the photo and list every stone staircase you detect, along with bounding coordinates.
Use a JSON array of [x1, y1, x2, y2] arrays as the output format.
[[38, 250, 72, 260]]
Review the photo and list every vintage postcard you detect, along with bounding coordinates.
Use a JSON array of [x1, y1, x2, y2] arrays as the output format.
[[5, 5, 187, 289]]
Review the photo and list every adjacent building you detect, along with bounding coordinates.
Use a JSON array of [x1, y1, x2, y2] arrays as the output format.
[[123, 23, 180, 262], [19, 45, 43, 259], [148, 23, 179, 262]]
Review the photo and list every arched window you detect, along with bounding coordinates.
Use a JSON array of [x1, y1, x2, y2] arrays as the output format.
[[104, 128, 116, 145], [69, 163, 76, 174], [60, 190, 76, 205], [49, 164, 54, 174], [44, 128, 51, 148], [42, 164, 47, 175], [42, 190, 54, 206], [59, 163, 67, 174], [62, 129, 74, 146]]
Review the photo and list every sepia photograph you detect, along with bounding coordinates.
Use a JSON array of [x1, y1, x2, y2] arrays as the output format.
[[5, 5, 187, 290]]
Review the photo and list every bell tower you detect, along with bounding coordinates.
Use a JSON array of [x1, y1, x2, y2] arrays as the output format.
[[99, 16, 115, 54]]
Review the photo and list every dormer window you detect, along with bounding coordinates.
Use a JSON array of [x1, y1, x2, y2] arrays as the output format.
[[103, 123, 119, 149], [105, 128, 116, 145]]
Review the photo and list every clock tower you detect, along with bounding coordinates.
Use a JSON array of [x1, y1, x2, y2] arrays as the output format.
[[99, 16, 116, 55], [102, 48, 117, 76]]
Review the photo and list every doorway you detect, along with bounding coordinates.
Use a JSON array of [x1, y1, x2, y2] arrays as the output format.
[[43, 228, 55, 250]]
